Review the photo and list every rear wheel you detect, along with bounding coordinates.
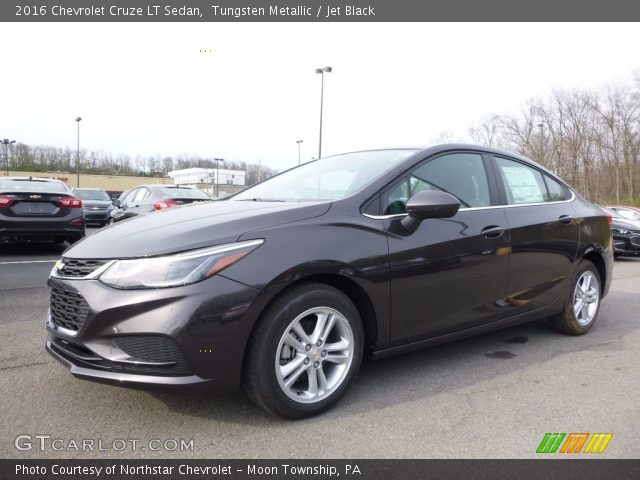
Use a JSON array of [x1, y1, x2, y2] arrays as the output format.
[[244, 283, 364, 419], [548, 259, 601, 335]]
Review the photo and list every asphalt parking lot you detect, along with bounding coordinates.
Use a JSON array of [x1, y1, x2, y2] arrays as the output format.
[[1, 229, 639, 459]]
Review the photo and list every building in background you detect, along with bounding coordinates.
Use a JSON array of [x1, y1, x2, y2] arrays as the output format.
[[167, 167, 246, 197], [168, 168, 245, 186]]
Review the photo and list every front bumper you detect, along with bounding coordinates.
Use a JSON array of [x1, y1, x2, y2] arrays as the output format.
[[0, 217, 84, 240], [45, 274, 263, 394], [83, 210, 110, 222], [613, 235, 640, 255]]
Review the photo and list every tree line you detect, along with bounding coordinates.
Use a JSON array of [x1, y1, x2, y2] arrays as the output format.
[[2, 145, 279, 186], [4, 72, 639, 201], [469, 72, 640, 205]]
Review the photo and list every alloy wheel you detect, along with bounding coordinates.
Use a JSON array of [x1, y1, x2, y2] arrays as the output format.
[[573, 271, 600, 326], [275, 307, 354, 404]]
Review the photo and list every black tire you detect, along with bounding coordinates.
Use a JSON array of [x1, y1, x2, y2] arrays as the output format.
[[244, 283, 364, 419], [548, 259, 601, 336]]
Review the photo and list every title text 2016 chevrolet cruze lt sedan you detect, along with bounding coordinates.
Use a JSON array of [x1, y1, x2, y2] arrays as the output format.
[[46, 145, 612, 418]]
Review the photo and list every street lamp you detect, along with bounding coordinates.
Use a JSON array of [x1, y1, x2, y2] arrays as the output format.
[[296, 140, 303, 165], [213, 158, 224, 197], [75, 117, 82, 187], [315, 66, 332, 160], [537, 123, 544, 165], [2, 139, 16, 176]]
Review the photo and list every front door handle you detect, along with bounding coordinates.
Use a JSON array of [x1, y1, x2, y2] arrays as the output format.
[[558, 215, 574, 225], [481, 226, 505, 239]]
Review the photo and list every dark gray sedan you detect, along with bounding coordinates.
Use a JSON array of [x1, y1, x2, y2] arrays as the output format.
[[0, 177, 85, 243]]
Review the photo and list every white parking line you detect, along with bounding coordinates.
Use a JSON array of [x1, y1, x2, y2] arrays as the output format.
[[0, 260, 58, 265]]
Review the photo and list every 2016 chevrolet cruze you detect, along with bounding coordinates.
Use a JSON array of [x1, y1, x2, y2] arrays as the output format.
[[46, 145, 613, 418]]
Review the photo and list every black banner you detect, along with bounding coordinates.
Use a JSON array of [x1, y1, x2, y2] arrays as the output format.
[[4, 459, 640, 480], [3, 0, 640, 22]]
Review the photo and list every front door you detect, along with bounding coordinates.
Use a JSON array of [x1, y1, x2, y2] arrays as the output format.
[[383, 152, 511, 346]]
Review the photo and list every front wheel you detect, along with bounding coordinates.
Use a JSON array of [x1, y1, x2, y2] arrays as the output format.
[[548, 259, 601, 335], [244, 283, 364, 419]]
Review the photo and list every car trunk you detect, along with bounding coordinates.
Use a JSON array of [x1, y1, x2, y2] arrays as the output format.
[[169, 196, 210, 206], [1, 192, 75, 217]]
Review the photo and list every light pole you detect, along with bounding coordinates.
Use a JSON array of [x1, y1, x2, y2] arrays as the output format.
[[2, 139, 16, 176], [296, 140, 303, 165], [75, 117, 82, 187], [537, 123, 544, 165], [214, 158, 224, 197], [315, 66, 332, 160]]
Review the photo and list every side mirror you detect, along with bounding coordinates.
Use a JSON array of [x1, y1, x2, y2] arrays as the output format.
[[112, 200, 120, 207], [401, 190, 461, 233]]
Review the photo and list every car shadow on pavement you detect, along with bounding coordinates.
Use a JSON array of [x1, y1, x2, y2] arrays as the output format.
[[0, 242, 68, 256]]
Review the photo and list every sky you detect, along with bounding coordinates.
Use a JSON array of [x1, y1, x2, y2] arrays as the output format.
[[1, 22, 639, 171]]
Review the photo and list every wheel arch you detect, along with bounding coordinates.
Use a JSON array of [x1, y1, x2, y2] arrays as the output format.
[[241, 273, 379, 374], [582, 249, 607, 295]]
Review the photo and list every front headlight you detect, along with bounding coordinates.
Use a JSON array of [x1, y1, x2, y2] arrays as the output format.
[[99, 239, 264, 289], [612, 228, 629, 235]]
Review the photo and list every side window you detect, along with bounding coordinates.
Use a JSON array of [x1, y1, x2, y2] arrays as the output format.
[[544, 175, 568, 202], [381, 153, 490, 215], [131, 188, 149, 204], [121, 189, 138, 206], [495, 157, 548, 205]]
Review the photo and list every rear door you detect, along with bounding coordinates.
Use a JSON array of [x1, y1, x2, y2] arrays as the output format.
[[491, 155, 579, 313]]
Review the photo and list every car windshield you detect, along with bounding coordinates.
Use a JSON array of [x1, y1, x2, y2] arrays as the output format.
[[159, 187, 210, 199], [74, 189, 110, 201], [0, 179, 67, 193], [233, 149, 418, 202]]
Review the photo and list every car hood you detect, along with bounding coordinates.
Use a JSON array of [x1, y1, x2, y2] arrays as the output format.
[[65, 200, 331, 259]]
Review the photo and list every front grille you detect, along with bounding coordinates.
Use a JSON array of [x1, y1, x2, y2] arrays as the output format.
[[50, 337, 193, 377], [58, 258, 109, 278], [114, 336, 192, 375], [50, 287, 90, 332]]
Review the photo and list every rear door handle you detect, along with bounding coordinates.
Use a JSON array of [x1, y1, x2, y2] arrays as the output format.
[[558, 215, 574, 225], [481, 226, 505, 239]]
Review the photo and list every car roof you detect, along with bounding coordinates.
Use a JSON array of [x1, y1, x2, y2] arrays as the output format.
[[73, 187, 105, 191], [138, 184, 198, 189], [606, 205, 640, 210]]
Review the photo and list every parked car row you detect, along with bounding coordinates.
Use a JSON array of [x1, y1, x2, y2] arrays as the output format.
[[0, 177, 213, 243]]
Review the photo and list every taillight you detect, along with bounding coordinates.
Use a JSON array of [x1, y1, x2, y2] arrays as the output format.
[[58, 197, 83, 208], [607, 215, 612, 226], [153, 200, 178, 211], [0, 195, 13, 207]]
